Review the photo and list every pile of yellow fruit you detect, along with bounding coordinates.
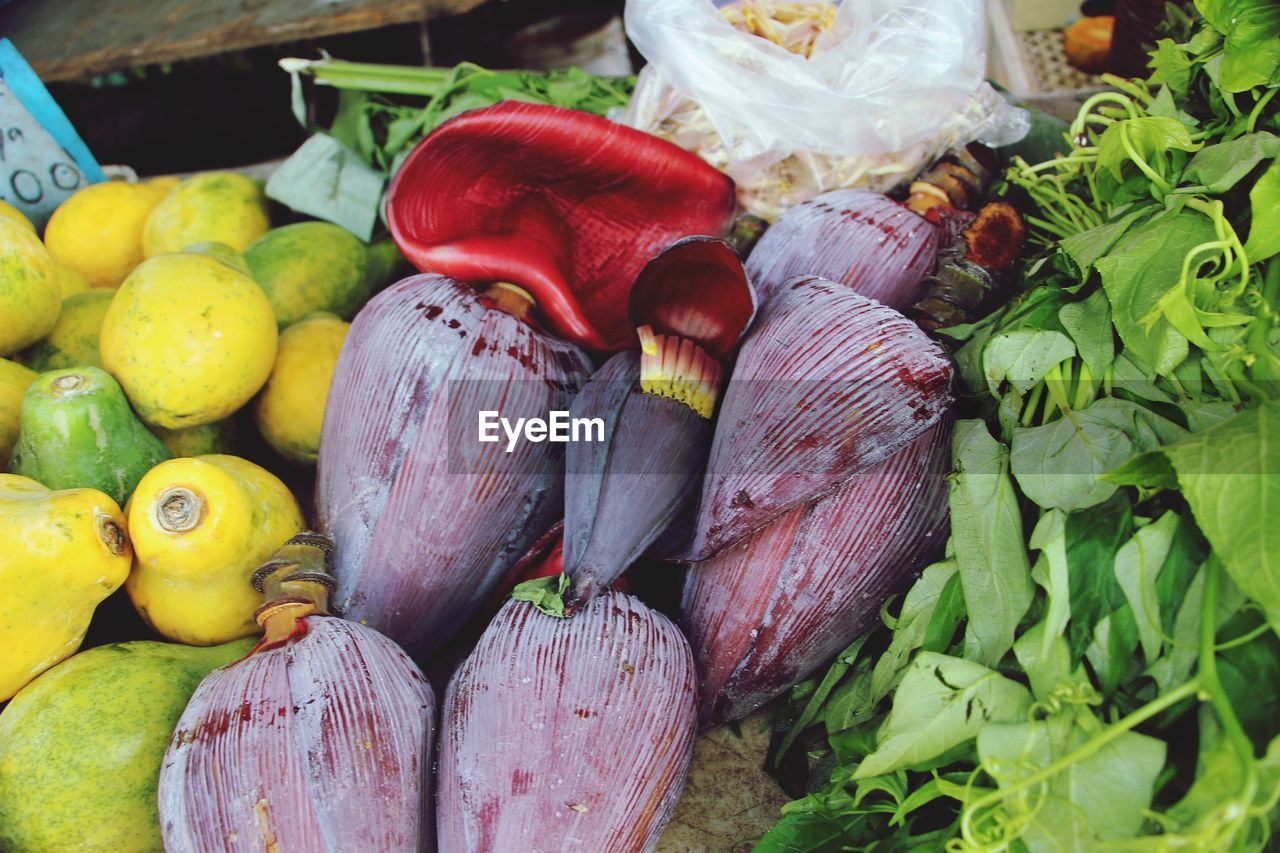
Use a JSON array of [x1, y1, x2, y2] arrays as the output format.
[[0, 174, 401, 702]]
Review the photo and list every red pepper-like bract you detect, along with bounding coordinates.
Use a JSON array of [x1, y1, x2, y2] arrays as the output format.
[[386, 102, 739, 352]]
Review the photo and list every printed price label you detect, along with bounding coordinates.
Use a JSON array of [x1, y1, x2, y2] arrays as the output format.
[[0, 78, 87, 226]]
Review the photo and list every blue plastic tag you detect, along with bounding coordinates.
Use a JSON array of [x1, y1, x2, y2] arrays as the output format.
[[0, 38, 103, 229]]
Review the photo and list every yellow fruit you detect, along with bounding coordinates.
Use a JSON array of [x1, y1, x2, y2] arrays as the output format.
[[0, 359, 38, 469], [125, 455, 304, 645], [0, 219, 59, 356], [52, 262, 91, 300], [0, 201, 34, 234], [142, 172, 269, 257], [255, 314, 350, 464], [20, 289, 114, 372], [99, 253, 277, 428], [42, 179, 172, 288], [0, 474, 131, 700], [150, 418, 237, 458], [138, 175, 179, 205]]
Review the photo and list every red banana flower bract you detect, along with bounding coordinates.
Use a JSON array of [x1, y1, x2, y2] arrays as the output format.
[[386, 102, 739, 352]]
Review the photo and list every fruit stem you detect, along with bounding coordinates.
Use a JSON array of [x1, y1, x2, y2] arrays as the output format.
[[50, 372, 88, 395], [154, 487, 205, 533], [95, 510, 127, 556], [480, 281, 537, 323], [250, 532, 338, 651]]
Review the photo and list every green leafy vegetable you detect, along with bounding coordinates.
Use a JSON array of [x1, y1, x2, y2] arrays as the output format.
[[854, 653, 1032, 779], [758, 6, 1280, 848], [1161, 400, 1280, 615], [948, 421, 1034, 667]]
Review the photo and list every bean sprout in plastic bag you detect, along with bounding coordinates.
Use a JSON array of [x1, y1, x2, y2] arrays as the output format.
[[621, 0, 1029, 219]]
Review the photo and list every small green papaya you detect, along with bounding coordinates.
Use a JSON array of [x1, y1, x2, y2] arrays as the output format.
[[364, 234, 409, 293], [9, 366, 172, 504], [0, 638, 255, 853], [244, 221, 370, 326]]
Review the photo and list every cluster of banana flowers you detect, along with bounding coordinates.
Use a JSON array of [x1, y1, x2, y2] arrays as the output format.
[[158, 102, 1022, 850]]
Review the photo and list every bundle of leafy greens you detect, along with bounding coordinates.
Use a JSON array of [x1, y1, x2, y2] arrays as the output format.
[[757, 3, 1280, 850], [265, 58, 634, 239]]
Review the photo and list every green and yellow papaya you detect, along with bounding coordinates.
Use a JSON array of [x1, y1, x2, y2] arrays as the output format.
[[0, 637, 255, 852], [19, 289, 114, 373], [244, 221, 371, 326], [0, 474, 132, 700], [9, 366, 172, 504]]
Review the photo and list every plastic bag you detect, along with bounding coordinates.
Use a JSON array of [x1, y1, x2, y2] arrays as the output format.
[[622, 0, 1028, 219]]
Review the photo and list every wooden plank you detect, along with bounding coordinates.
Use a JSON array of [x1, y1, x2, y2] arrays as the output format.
[[0, 0, 486, 82]]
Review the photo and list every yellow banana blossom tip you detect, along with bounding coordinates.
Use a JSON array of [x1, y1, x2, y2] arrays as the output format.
[[636, 326, 721, 419]]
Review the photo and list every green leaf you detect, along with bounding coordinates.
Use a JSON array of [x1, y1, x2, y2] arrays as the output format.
[[1109, 351, 1175, 404], [1096, 211, 1217, 375], [1030, 510, 1071, 656], [1195, 0, 1280, 92], [1153, 516, 1205, 635], [1060, 208, 1153, 274], [1184, 133, 1278, 193], [1216, 608, 1280, 751], [921, 571, 966, 654], [977, 714, 1166, 849], [949, 421, 1034, 666], [1064, 493, 1134, 660], [822, 656, 877, 736], [1013, 621, 1078, 703], [1096, 116, 1199, 184], [854, 652, 1033, 779], [1244, 159, 1280, 262], [1147, 565, 1205, 691], [1161, 401, 1280, 615], [777, 634, 870, 757], [1169, 730, 1280, 837], [264, 133, 387, 241], [1147, 39, 1193, 95], [1058, 290, 1115, 375], [1113, 511, 1181, 663], [753, 811, 866, 852], [1011, 398, 1188, 511], [328, 89, 371, 158], [868, 560, 960, 706], [1085, 601, 1141, 694], [1101, 449, 1179, 491], [983, 329, 1076, 398], [510, 572, 570, 617]]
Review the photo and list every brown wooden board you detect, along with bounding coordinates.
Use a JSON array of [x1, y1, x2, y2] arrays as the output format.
[[0, 0, 485, 82]]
